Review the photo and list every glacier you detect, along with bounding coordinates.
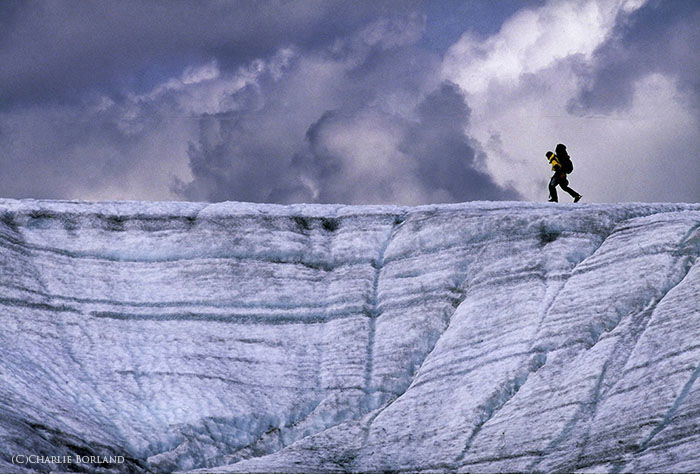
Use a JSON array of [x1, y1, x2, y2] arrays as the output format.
[[0, 198, 698, 473]]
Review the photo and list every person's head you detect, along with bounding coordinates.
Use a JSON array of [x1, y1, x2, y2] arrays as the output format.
[[546, 151, 555, 160]]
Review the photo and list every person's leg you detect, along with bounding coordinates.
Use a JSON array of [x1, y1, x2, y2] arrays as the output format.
[[548, 175, 559, 202], [560, 184, 579, 198], [559, 176, 580, 199]]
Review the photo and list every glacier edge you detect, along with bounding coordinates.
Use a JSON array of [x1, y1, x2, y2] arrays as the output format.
[[0, 199, 698, 473]]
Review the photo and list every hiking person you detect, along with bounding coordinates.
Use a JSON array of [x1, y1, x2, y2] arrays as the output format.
[[546, 144, 581, 202]]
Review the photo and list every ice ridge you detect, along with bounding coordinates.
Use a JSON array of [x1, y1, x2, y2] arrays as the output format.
[[0, 199, 698, 473]]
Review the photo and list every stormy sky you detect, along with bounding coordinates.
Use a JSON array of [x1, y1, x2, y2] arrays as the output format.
[[1, 0, 698, 204]]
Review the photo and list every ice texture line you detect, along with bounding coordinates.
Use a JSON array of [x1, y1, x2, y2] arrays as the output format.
[[640, 362, 700, 451], [363, 214, 406, 399]]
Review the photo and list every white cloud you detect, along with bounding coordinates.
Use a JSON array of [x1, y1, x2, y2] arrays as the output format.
[[439, 0, 700, 203], [442, 0, 634, 98], [133, 55, 289, 117], [305, 108, 431, 204]]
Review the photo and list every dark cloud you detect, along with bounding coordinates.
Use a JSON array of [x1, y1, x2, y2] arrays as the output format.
[[172, 14, 435, 204], [401, 82, 519, 201], [13, 1, 695, 204], [178, 73, 519, 204], [0, 0, 528, 204], [0, 100, 172, 199], [569, 0, 700, 114], [155, 2, 520, 204], [0, 0, 421, 109], [297, 81, 519, 204]]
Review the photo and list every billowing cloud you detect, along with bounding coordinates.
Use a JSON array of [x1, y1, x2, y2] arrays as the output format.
[[0, 1, 696, 204], [283, 82, 518, 204], [0, 0, 421, 109], [0, 2, 522, 204], [176, 19, 518, 204], [571, 0, 700, 113], [400, 83, 520, 202], [443, 0, 699, 203]]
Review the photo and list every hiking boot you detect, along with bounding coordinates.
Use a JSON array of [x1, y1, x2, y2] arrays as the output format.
[[573, 195, 582, 203], [548, 198, 557, 202]]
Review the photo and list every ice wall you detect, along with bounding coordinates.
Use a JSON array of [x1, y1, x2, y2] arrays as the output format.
[[0, 199, 698, 473]]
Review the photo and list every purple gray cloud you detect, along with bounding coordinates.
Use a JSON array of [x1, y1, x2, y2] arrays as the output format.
[[0, 0, 697, 204]]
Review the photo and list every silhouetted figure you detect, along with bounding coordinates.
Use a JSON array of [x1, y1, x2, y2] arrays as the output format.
[[546, 145, 581, 202]]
